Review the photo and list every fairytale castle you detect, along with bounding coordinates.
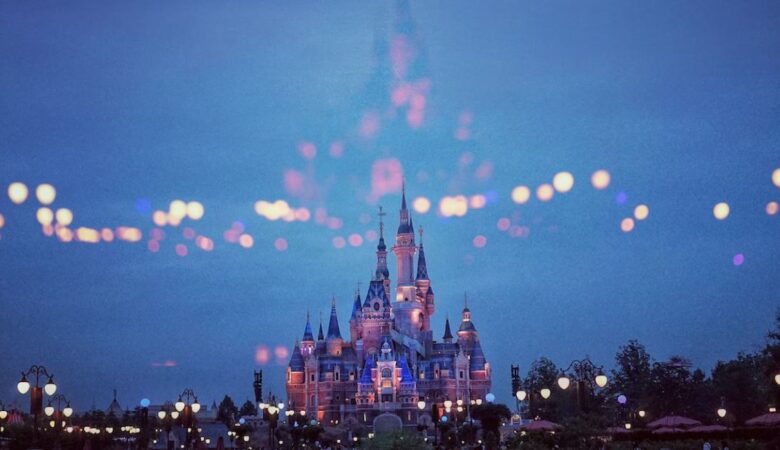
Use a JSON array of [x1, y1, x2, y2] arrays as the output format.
[[285, 189, 491, 428]]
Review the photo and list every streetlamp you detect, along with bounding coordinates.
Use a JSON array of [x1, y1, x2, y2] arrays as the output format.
[[44, 393, 73, 437], [555, 358, 608, 414], [16, 364, 57, 442], [174, 388, 201, 449]]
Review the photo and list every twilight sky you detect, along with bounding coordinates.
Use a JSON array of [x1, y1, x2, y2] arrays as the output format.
[[1, 0, 779, 412]]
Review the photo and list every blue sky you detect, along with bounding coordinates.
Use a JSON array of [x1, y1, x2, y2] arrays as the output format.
[[1, 0, 779, 411]]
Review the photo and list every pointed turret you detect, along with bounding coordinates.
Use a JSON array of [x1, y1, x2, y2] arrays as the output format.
[[327, 297, 342, 339], [416, 227, 429, 281], [317, 316, 325, 341], [302, 311, 314, 342], [351, 289, 362, 319], [443, 315, 453, 343], [289, 341, 304, 371], [375, 206, 390, 280]]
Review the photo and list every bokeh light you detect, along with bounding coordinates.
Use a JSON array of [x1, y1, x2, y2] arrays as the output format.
[[274, 238, 288, 251], [552, 172, 574, 193], [766, 201, 778, 216], [634, 204, 649, 221], [255, 345, 270, 365], [412, 196, 431, 214], [55, 208, 73, 226], [0, 214, 4, 229], [733, 253, 745, 266], [497, 218, 510, 231], [511, 186, 530, 204], [332, 236, 346, 249], [175, 244, 188, 256], [148, 240, 160, 252], [536, 184, 554, 202], [152, 211, 167, 227], [713, 202, 730, 220], [348, 233, 363, 247], [186, 201, 204, 220], [620, 218, 635, 233], [469, 194, 487, 209], [35, 184, 56, 205], [773, 168, 780, 188], [76, 227, 100, 243], [8, 182, 29, 204], [37, 207, 54, 226], [439, 195, 469, 217], [472, 235, 487, 248], [239, 234, 254, 248], [169, 200, 187, 220], [591, 170, 611, 190]]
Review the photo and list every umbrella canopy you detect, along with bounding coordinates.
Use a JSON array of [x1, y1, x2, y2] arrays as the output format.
[[651, 426, 686, 434], [647, 415, 702, 429], [522, 419, 562, 431], [745, 412, 780, 427], [688, 424, 728, 432]]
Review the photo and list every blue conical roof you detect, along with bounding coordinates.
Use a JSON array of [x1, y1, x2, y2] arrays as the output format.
[[289, 342, 304, 371], [443, 316, 453, 340], [351, 291, 362, 319], [302, 313, 314, 341], [327, 298, 342, 339], [360, 357, 375, 383], [399, 356, 415, 383], [416, 242, 429, 280]]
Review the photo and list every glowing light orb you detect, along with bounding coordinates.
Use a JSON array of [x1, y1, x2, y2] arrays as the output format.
[[733, 253, 745, 266], [37, 207, 54, 226], [239, 234, 254, 248], [412, 197, 431, 214], [294, 208, 310, 222], [552, 172, 574, 193], [439, 196, 469, 217], [511, 186, 531, 204], [255, 345, 270, 365], [634, 204, 649, 221], [469, 195, 487, 209], [348, 233, 363, 247], [298, 142, 317, 160], [773, 168, 780, 188], [175, 244, 188, 256], [615, 192, 628, 205], [152, 211, 167, 226], [591, 170, 611, 190], [117, 227, 142, 242], [497, 218, 510, 231], [274, 238, 288, 251], [365, 230, 378, 241], [140, 399, 150, 408], [766, 201, 778, 216], [55, 208, 73, 226], [620, 218, 635, 233], [196, 236, 214, 251], [617, 395, 627, 405], [473, 235, 487, 248], [332, 236, 346, 249], [8, 182, 29, 204], [713, 202, 730, 220], [186, 201, 204, 220], [536, 184, 554, 202], [540, 388, 551, 399], [0, 214, 4, 229], [147, 240, 159, 252], [76, 227, 100, 243], [169, 200, 187, 220], [56, 227, 73, 242], [101, 228, 114, 242], [35, 184, 56, 205], [274, 345, 290, 361]]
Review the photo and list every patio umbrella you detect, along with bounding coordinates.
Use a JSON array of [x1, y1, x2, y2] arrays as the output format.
[[688, 424, 728, 432], [745, 412, 780, 427], [522, 419, 562, 431], [647, 415, 702, 429]]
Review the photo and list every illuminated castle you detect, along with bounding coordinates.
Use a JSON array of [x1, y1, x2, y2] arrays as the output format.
[[285, 189, 491, 428]]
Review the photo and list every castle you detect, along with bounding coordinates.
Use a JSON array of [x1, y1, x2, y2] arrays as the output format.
[[285, 189, 491, 428]]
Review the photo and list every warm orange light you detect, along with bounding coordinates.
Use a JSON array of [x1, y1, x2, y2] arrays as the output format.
[[591, 170, 611, 190], [511, 186, 530, 204], [553, 172, 574, 193], [101, 228, 114, 242], [8, 182, 29, 204], [116, 227, 142, 242], [773, 168, 780, 188], [37, 207, 54, 226], [634, 204, 649, 221], [35, 184, 56, 205], [439, 196, 469, 217], [536, 184, 554, 202], [412, 196, 431, 214], [469, 195, 487, 209], [186, 201, 204, 220], [713, 202, 730, 220], [766, 201, 778, 216], [239, 234, 254, 248], [55, 208, 73, 226], [152, 211, 167, 227], [76, 227, 100, 243], [0, 213, 4, 229], [621, 218, 635, 233], [169, 200, 187, 219]]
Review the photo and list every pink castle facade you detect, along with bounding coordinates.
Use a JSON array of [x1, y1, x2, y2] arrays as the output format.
[[286, 189, 491, 428]]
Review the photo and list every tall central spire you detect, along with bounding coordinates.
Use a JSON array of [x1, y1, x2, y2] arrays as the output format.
[[375, 206, 389, 280]]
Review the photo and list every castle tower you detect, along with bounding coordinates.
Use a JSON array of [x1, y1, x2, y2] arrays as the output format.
[[349, 286, 363, 343], [414, 226, 434, 332], [392, 186, 426, 338], [301, 311, 315, 356], [456, 294, 479, 350], [326, 297, 343, 356]]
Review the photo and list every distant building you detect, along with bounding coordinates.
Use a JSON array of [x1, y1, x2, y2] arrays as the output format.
[[106, 389, 122, 416], [286, 189, 491, 428]]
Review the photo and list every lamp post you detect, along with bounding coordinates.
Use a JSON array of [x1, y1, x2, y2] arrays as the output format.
[[260, 393, 282, 450], [556, 358, 608, 414], [157, 402, 177, 450], [45, 392, 73, 447], [17, 364, 57, 443], [174, 388, 201, 449], [416, 400, 426, 441]]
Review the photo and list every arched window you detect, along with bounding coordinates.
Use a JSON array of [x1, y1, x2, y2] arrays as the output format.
[[381, 368, 392, 378]]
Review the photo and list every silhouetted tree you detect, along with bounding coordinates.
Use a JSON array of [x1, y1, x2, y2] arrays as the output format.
[[471, 403, 511, 449], [524, 357, 561, 421], [217, 395, 238, 426], [239, 399, 257, 417]]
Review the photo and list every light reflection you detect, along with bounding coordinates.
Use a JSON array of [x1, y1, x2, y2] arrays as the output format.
[[152, 211, 167, 227], [469, 195, 487, 209], [439, 195, 469, 217], [76, 227, 100, 243], [239, 234, 254, 248], [766, 201, 778, 216], [0, 214, 4, 229]]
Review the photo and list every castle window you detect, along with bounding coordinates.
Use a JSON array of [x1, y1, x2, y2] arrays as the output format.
[[419, 370, 425, 380], [310, 374, 315, 382], [381, 368, 392, 378], [335, 371, 340, 381], [349, 371, 355, 381], [459, 370, 465, 379]]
